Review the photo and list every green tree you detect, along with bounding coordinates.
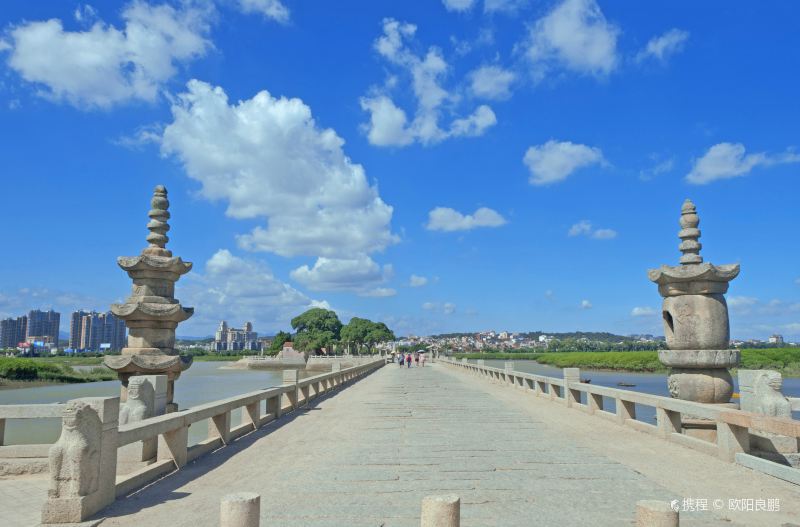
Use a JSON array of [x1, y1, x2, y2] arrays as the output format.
[[365, 322, 395, 353], [268, 331, 292, 355], [341, 318, 395, 354], [291, 308, 342, 353], [340, 317, 371, 354]]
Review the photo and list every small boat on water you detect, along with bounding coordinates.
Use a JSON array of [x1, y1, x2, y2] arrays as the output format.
[[617, 382, 636, 387], [581, 378, 591, 384]]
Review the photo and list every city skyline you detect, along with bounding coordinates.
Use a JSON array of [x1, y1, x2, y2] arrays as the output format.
[[0, 1, 798, 340]]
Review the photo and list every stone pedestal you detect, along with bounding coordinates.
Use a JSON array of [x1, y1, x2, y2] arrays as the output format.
[[104, 186, 194, 411]]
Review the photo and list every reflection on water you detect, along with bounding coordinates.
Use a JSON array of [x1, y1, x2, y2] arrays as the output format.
[[477, 359, 800, 424], [0, 362, 285, 445]]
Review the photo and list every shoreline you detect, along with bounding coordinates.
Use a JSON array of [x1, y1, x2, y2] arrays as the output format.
[[0, 379, 83, 390]]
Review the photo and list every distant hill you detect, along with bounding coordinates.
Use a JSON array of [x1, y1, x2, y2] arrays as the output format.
[[176, 336, 214, 342], [430, 331, 664, 342]]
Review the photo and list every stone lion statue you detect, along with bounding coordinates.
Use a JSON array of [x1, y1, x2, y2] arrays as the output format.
[[119, 377, 154, 425], [48, 401, 101, 498], [753, 371, 791, 418]]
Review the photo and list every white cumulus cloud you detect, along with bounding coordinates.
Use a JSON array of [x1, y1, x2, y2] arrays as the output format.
[[485, 0, 528, 13], [727, 296, 759, 312], [180, 249, 326, 334], [636, 29, 689, 63], [0, 287, 106, 321], [581, 299, 592, 309], [686, 142, 800, 184], [361, 18, 497, 147], [360, 287, 397, 298], [426, 206, 507, 232], [409, 275, 429, 287], [290, 256, 394, 296], [639, 157, 674, 181], [422, 302, 456, 315], [442, 0, 477, 11], [568, 220, 616, 239], [161, 80, 398, 263], [523, 0, 619, 81], [523, 140, 605, 185], [631, 306, 656, 317], [4, 1, 211, 109], [469, 65, 516, 100], [443, 0, 526, 14], [237, 0, 290, 22]]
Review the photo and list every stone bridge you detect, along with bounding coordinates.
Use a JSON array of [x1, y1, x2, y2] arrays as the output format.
[[2, 193, 798, 526], [2, 359, 800, 527]]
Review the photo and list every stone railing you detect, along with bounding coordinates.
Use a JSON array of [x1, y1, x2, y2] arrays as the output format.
[[442, 358, 800, 486], [0, 403, 65, 475], [41, 358, 384, 524]]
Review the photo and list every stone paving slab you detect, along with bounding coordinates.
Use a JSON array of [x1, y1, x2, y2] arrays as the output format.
[[0, 473, 49, 527], [93, 364, 734, 527]]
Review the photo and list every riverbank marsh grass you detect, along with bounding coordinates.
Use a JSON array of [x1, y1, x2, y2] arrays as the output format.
[[452, 348, 800, 376], [192, 354, 247, 361], [530, 351, 664, 372], [0, 357, 115, 385], [36, 356, 105, 366]]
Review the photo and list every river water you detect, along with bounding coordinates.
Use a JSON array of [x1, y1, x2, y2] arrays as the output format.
[[0, 362, 284, 446], [477, 359, 800, 423]]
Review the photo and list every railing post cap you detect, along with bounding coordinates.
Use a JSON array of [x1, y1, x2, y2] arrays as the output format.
[[636, 500, 672, 512], [636, 499, 678, 527], [222, 492, 260, 504], [423, 494, 460, 506]]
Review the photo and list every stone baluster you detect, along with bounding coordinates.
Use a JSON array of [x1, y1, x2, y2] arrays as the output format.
[[282, 369, 299, 410], [41, 397, 119, 524]]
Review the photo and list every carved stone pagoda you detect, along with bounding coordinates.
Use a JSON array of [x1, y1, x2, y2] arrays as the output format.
[[648, 199, 740, 405], [104, 185, 193, 412]]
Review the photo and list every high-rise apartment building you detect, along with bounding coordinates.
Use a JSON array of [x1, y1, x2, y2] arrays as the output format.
[[26, 309, 60, 344], [69, 310, 90, 349], [0, 316, 27, 348], [71, 310, 127, 352]]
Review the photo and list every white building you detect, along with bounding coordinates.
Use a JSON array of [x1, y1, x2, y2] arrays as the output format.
[[769, 334, 785, 345], [214, 321, 260, 351]]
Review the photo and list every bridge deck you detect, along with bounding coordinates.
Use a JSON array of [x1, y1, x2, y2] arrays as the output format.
[[8, 363, 800, 526]]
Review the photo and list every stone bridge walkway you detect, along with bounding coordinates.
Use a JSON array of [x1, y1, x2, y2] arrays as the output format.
[[7, 363, 800, 526]]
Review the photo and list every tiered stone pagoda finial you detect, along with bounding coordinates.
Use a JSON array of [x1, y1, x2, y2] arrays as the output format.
[[678, 199, 702, 265], [144, 185, 172, 257], [648, 199, 740, 410], [104, 185, 193, 412]]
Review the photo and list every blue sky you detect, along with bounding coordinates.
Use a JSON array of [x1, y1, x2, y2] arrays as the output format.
[[0, 0, 798, 339]]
